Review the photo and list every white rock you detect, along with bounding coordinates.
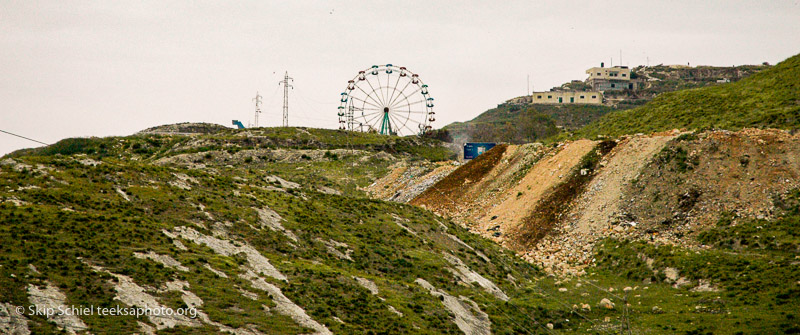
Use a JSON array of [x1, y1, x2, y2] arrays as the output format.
[[598, 298, 615, 309], [415, 278, 491, 335]]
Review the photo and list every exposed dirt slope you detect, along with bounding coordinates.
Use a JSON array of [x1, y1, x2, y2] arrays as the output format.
[[410, 144, 509, 212], [621, 129, 800, 243], [572, 134, 678, 233], [521, 134, 676, 274], [408, 144, 547, 224], [403, 129, 800, 276], [481, 140, 596, 239]]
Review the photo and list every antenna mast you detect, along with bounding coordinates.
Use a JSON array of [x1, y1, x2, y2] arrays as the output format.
[[252, 91, 262, 127], [527, 74, 530, 95], [279, 71, 293, 127]]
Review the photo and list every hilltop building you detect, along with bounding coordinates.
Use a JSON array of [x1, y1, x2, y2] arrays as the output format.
[[531, 90, 602, 104], [585, 63, 636, 91]]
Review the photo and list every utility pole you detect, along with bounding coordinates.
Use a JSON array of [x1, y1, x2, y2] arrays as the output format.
[[252, 91, 262, 128], [279, 71, 293, 127], [527, 74, 530, 95]]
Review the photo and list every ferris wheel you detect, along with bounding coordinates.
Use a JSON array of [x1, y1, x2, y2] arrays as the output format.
[[338, 64, 435, 136]]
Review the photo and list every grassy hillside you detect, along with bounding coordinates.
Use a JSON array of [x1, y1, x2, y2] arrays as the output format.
[[596, 189, 800, 334], [576, 54, 800, 138], [0, 126, 638, 334], [445, 104, 615, 144], [442, 62, 770, 145], [3, 126, 798, 333]]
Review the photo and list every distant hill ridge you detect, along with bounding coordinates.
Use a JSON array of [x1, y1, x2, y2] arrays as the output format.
[[576, 53, 800, 138], [442, 60, 772, 144]]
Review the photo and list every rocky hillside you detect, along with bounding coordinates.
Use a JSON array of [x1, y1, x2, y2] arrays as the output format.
[[2, 125, 667, 334], [382, 128, 800, 333], [576, 53, 800, 138]]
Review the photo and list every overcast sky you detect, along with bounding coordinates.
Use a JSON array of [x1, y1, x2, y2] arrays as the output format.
[[2, 0, 799, 155]]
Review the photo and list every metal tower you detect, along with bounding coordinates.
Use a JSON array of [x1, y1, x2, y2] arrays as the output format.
[[279, 71, 293, 127], [252, 91, 262, 128]]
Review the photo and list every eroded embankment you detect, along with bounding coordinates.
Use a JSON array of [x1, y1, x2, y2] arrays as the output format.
[[479, 140, 597, 241], [509, 140, 617, 249], [521, 134, 677, 274], [410, 144, 509, 213], [405, 129, 800, 276], [619, 129, 800, 244]]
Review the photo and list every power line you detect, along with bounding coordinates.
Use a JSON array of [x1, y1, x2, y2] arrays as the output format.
[[0, 129, 50, 146]]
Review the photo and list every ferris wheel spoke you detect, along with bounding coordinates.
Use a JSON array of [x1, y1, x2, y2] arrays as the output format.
[[391, 92, 423, 109], [375, 73, 385, 105], [363, 108, 384, 124], [388, 113, 416, 135], [385, 72, 397, 105], [388, 112, 408, 129], [393, 87, 423, 107], [381, 71, 392, 102], [360, 110, 384, 119], [354, 85, 383, 107], [387, 114, 405, 134], [368, 112, 384, 132], [388, 80, 414, 107], [350, 96, 381, 109], [362, 76, 385, 106], [393, 99, 426, 109], [390, 93, 410, 111], [396, 114, 425, 126]]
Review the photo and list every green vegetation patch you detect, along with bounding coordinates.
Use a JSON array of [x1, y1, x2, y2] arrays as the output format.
[[576, 53, 800, 138]]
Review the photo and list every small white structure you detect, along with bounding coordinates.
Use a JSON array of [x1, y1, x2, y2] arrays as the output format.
[[531, 90, 602, 104]]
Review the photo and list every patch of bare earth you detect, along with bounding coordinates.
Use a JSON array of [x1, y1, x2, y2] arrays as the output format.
[[367, 160, 460, 202], [620, 129, 800, 246], [481, 140, 596, 243], [521, 134, 675, 275]]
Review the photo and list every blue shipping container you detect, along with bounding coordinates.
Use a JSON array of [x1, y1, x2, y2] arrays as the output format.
[[463, 142, 497, 160]]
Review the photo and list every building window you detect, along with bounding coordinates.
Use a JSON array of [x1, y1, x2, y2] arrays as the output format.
[[537, 95, 542, 99], [611, 84, 616, 88], [591, 95, 597, 98], [547, 95, 552, 99], [597, 72, 601, 75], [580, 96, 584, 99], [622, 73, 627, 77]]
